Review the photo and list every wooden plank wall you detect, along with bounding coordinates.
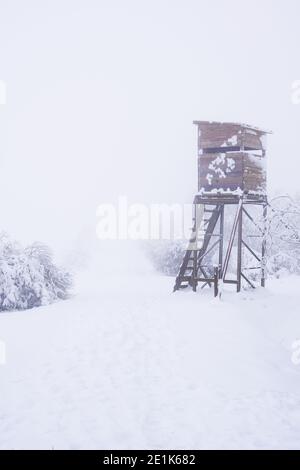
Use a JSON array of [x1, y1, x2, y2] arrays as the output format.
[[198, 123, 243, 150], [198, 152, 266, 193], [198, 152, 244, 192], [243, 154, 266, 192], [243, 129, 266, 152], [196, 122, 266, 151]]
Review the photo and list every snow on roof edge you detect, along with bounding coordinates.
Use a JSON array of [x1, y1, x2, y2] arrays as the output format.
[[193, 120, 273, 134]]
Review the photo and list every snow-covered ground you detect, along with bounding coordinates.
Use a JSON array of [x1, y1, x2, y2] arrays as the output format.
[[1, 247, 300, 450]]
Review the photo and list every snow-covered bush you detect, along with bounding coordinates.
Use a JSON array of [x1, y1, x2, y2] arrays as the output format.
[[143, 240, 186, 276], [0, 233, 72, 311]]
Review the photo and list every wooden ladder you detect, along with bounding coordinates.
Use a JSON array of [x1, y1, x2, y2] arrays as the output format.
[[173, 204, 221, 292]]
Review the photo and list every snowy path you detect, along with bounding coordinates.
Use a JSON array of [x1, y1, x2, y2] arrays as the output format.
[[1, 269, 300, 449]]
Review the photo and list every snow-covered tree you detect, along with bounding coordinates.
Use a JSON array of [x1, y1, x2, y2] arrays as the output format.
[[266, 195, 300, 276], [0, 234, 72, 311]]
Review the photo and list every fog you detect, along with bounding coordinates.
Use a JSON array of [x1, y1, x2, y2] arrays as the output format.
[[0, 0, 299, 255]]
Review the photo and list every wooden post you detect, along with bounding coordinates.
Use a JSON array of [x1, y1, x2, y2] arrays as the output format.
[[218, 205, 224, 277], [222, 198, 243, 282], [193, 249, 197, 292], [237, 203, 243, 292], [261, 203, 267, 287], [213, 266, 219, 297]]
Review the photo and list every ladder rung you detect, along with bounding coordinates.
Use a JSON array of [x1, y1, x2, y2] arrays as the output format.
[[180, 276, 192, 282], [243, 267, 261, 270], [174, 203, 222, 292]]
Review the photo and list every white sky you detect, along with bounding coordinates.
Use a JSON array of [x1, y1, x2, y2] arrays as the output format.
[[0, 0, 299, 252]]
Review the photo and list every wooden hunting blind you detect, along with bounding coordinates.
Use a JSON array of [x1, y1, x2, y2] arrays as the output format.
[[174, 121, 271, 295], [196, 121, 268, 195]]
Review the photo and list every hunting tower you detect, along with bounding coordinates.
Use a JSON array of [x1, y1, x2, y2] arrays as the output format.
[[174, 121, 271, 294]]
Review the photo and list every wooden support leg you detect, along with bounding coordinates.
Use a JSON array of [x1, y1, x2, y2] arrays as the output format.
[[213, 266, 219, 297], [193, 249, 197, 292], [261, 203, 267, 287], [237, 204, 243, 293], [218, 205, 224, 277]]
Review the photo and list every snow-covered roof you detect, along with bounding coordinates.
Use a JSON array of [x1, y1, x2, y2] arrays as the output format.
[[193, 120, 272, 134]]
